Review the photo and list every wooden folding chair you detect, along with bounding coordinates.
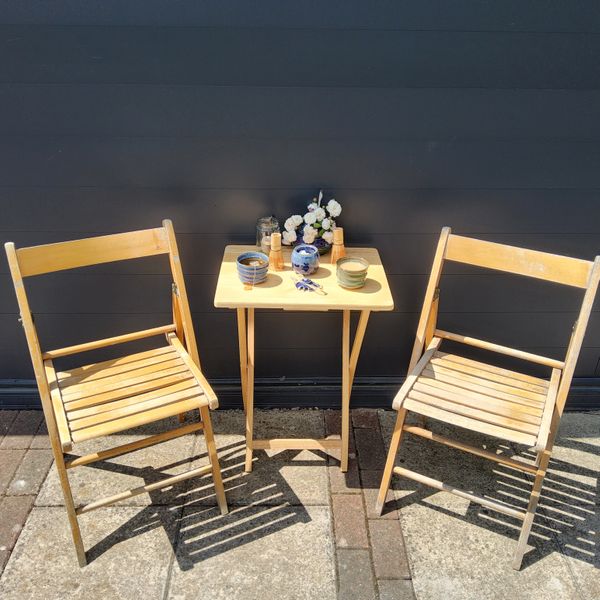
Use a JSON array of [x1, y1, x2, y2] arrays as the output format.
[[376, 227, 600, 569], [5, 220, 228, 566]]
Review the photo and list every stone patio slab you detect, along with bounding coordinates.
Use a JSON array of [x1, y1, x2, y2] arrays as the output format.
[[0, 506, 179, 600], [400, 494, 580, 600], [35, 417, 197, 508], [168, 504, 335, 600]]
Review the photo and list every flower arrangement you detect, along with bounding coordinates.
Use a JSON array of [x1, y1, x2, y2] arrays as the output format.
[[282, 190, 342, 253]]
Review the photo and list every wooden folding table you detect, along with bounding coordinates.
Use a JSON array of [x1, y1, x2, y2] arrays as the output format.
[[214, 245, 394, 472]]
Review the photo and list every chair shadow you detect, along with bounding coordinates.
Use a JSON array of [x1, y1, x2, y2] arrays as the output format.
[[376, 426, 598, 570], [77, 439, 315, 568]]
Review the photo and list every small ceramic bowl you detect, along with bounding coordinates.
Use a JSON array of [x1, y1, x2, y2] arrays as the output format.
[[336, 256, 369, 289], [291, 244, 320, 275], [236, 251, 269, 285]]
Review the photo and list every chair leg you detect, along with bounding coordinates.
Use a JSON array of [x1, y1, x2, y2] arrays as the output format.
[[55, 453, 87, 566], [199, 405, 228, 516], [512, 450, 550, 570], [376, 408, 408, 515]]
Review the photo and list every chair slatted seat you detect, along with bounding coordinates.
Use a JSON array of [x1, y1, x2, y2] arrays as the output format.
[[5, 220, 228, 567], [377, 227, 600, 570]]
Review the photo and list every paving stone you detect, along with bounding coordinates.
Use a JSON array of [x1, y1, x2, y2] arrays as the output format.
[[0, 495, 34, 575], [352, 408, 380, 429], [0, 506, 179, 600], [354, 427, 386, 471], [0, 411, 18, 443], [360, 470, 398, 520], [378, 579, 416, 600], [328, 457, 361, 495], [332, 494, 369, 548], [337, 548, 377, 600], [36, 417, 196, 508], [0, 450, 26, 495], [30, 419, 51, 449], [0, 411, 44, 449], [188, 435, 330, 507], [168, 504, 335, 600], [368, 519, 410, 579], [188, 409, 329, 507], [7, 449, 54, 496], [400, 493, 581, 600]]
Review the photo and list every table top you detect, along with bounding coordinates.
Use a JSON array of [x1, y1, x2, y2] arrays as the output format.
[[214, 245, 394, 311]]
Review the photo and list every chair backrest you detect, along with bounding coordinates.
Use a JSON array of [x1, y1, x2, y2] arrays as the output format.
[[411, 227, 600, 418], [4, 220, 199, 445]]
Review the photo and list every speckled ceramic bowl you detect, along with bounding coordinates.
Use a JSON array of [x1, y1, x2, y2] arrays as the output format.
[[236, 251, 269, 284], [336, 256, 369, 289]]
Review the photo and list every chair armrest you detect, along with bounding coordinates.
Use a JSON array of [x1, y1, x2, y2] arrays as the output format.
[[167, 334, 219, 409]]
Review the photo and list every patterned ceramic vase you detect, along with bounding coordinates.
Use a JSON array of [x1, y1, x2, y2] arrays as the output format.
[[291, 244, 320, 275]]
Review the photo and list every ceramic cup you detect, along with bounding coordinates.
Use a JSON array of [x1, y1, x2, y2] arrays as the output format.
[[291, 244, 320, 275], [236, 251, 269, 285], [336, 256, 369, 289]]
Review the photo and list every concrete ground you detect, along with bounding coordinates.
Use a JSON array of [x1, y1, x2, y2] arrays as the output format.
[[0, 408, 597, 600]]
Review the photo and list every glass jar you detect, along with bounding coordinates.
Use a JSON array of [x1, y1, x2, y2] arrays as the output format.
[[256, 216, 280, 254]]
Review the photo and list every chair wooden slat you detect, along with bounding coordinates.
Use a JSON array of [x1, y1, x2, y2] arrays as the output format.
[[70, 397, 204, 443], [435, 352, 549, 388], [445, 234, 592, 288], [16, 227, 169, 277], [67, 381, 206, 431], [64, 369, 194, 410]]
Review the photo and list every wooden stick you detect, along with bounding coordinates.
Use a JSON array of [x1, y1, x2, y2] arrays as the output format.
[[402, 425, 537, 474], [393, 466, 526, 521], [237, 308, 248, 413], [269, 232, 284, 271], [42, 324, 177, 360], [340, 310, 351, 472], [244, 308, 255, 472], [330, 227, 346, 264], [76, 464, 213, 514], [349, 310, 370, 388], [252, 437, 341, 450], [65, 422, 204, 469], [200, 404, 228, 515], [435, 329, 565, 369]]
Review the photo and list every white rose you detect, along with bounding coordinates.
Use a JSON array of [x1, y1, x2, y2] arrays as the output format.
[[307, 202, 318, 212], [314, 207, 326, 221], [282, 230, 297, 245], [321, 218, 331, 230], [291, 214, 303, 227], [303, 225, 317, 244], [304, 211, 317, 225], [322, 230, 334, 244], [326, 199, 342, 218], [284, 218, 295, 232]]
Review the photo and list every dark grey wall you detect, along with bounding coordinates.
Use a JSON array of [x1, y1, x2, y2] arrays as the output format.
[[1, 3, 600, 407]]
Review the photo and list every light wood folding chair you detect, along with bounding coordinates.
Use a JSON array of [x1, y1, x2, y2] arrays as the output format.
[[5, 220, 228, 566], [376, 227, 600, 569]]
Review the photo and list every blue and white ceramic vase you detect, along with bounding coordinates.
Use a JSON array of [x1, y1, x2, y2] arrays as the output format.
[[291, 244, 320, 275]]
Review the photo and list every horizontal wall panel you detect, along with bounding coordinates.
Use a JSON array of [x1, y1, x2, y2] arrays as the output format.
[[1, 271, 596, 316], [1, 2, 599, 32], [1, 138, 600, 189], [3, 232, 598, 276], [1, 26, 599, 89], [1, 189, 600, 235], [3, 86, 600, 141]]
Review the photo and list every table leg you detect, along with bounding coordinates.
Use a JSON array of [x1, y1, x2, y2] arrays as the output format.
[[237, 308, 248, 414], [341, 310, 371, 472], [244, 308, 255, 472]]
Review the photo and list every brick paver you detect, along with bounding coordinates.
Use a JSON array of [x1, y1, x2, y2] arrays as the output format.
[[0, 411, 44, 449], [0, 412, 18, 443], [0, 450, 26, 496], [0, 495, 34, 574], [337, 548, 378, 600], [332, 494, 369, 548], [354, 428, 387, 471], [369, 519, 411, 579], [378, 579, 416, 600]]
